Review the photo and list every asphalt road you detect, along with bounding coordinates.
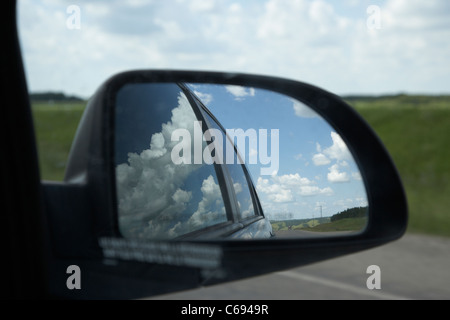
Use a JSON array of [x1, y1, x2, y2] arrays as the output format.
[[151, 233, 450, 300], [274, 229, 354, 238]]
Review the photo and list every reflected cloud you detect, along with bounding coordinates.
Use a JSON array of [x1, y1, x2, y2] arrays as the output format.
[[116, 91, 226, 239]]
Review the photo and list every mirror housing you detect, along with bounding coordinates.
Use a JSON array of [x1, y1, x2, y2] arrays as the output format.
[[43, 70, 407, 299]]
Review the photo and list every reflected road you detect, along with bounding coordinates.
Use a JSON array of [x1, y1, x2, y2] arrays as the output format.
[[274, 229, 354, 238]]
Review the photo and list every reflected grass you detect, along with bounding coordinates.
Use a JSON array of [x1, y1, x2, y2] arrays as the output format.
[[307, 217, 367, 232]]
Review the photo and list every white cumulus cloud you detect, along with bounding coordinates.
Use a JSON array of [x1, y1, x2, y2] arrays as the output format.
[[18, 0, 450, 98], [292, 99, 318, 118], [193, 90, 213, 105], [323, 132, 352, 161], [312, 153, 331, 166], [116, 91, 226, 239], [352, 171, 362, 181], [327, 164, 350, 183], [225, 85, 256, 100], [256, 172, 333, 204]]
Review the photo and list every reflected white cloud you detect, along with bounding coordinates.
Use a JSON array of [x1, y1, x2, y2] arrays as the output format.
[[193, 90, 213, 105], [116, 91, 226, 239], [323, 132, 352, 161], [292, 99, 318, 118], [172, 174, 226, 236], [312, 153, 331, 166], [313, 131, 352, 168], [327, 164, 350, 183], [225, 85, 256, 100], [256, 172, 334, 204]]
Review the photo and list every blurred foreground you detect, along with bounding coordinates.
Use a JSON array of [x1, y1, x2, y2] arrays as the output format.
[[151, 233, 450, 300]]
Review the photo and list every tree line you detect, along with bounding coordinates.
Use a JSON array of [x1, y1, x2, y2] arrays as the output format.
[[30, 92, 84, 102], [330, 207, 368, 222]]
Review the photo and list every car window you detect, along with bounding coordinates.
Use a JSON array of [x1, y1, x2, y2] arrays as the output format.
[[195, 98, 257, 221], [226, 163, 256, 220], [114, 83, 228, 239]]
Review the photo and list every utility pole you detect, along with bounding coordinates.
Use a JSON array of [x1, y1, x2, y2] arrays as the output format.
[[316, 205, 323, 221]]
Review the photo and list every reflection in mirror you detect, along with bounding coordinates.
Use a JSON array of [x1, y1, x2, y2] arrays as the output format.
[[114, 83, 368, 240]]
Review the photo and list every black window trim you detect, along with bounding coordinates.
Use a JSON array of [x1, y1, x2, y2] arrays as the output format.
[[182, 83, 264, 221], [177, 83, 238, 224], [110, 81, 267, 241]]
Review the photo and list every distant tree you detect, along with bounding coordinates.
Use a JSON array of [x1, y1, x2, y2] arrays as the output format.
[[30, 92, 84, 102], [331, 207, 368, 222]]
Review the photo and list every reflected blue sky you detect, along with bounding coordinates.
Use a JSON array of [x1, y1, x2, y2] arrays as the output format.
[[188, 84, 368, 219]]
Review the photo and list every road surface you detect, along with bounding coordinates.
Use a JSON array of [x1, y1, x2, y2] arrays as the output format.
[[274, 229, 354, 238], [150, 233, 450, 300]]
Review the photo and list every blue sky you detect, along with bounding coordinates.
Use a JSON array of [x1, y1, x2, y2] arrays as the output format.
[[188, 84, 367, 219], [16, 0, 449, 219], [18, 0, 450, 98]]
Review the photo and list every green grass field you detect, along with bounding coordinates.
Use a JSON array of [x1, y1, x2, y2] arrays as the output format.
[[307, 217, 367, 232], [347, 95, 450, 237], [271, 218, 330, 232], [271, 215, 367, 233], [31, 95, 450, 237], [31, 101, 86, 181]]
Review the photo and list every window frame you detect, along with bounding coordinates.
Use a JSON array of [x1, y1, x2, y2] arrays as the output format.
[[112, 82, 231, 240], [112, 81, 266, 240], [181, 84, 265, 224]]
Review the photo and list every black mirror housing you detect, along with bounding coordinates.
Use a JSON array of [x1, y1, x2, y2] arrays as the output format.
[[42, 70, 407, 299]]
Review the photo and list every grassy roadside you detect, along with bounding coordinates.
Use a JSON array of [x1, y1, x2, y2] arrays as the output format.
[[31, 101, 86, 181], [308, 217, 367, 232], [271, 218, 330, 232], [346, 95, 450, 237], [30, 95, 450, 237]]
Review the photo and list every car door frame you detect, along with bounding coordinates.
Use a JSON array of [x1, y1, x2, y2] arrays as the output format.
[[1, 0, 48, 298]]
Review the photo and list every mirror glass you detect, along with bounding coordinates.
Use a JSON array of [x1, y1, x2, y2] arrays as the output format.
[[114, 82, 368, 240]]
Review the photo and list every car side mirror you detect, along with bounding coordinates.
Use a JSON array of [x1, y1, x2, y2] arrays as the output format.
[[43, 70, 407, 299]]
